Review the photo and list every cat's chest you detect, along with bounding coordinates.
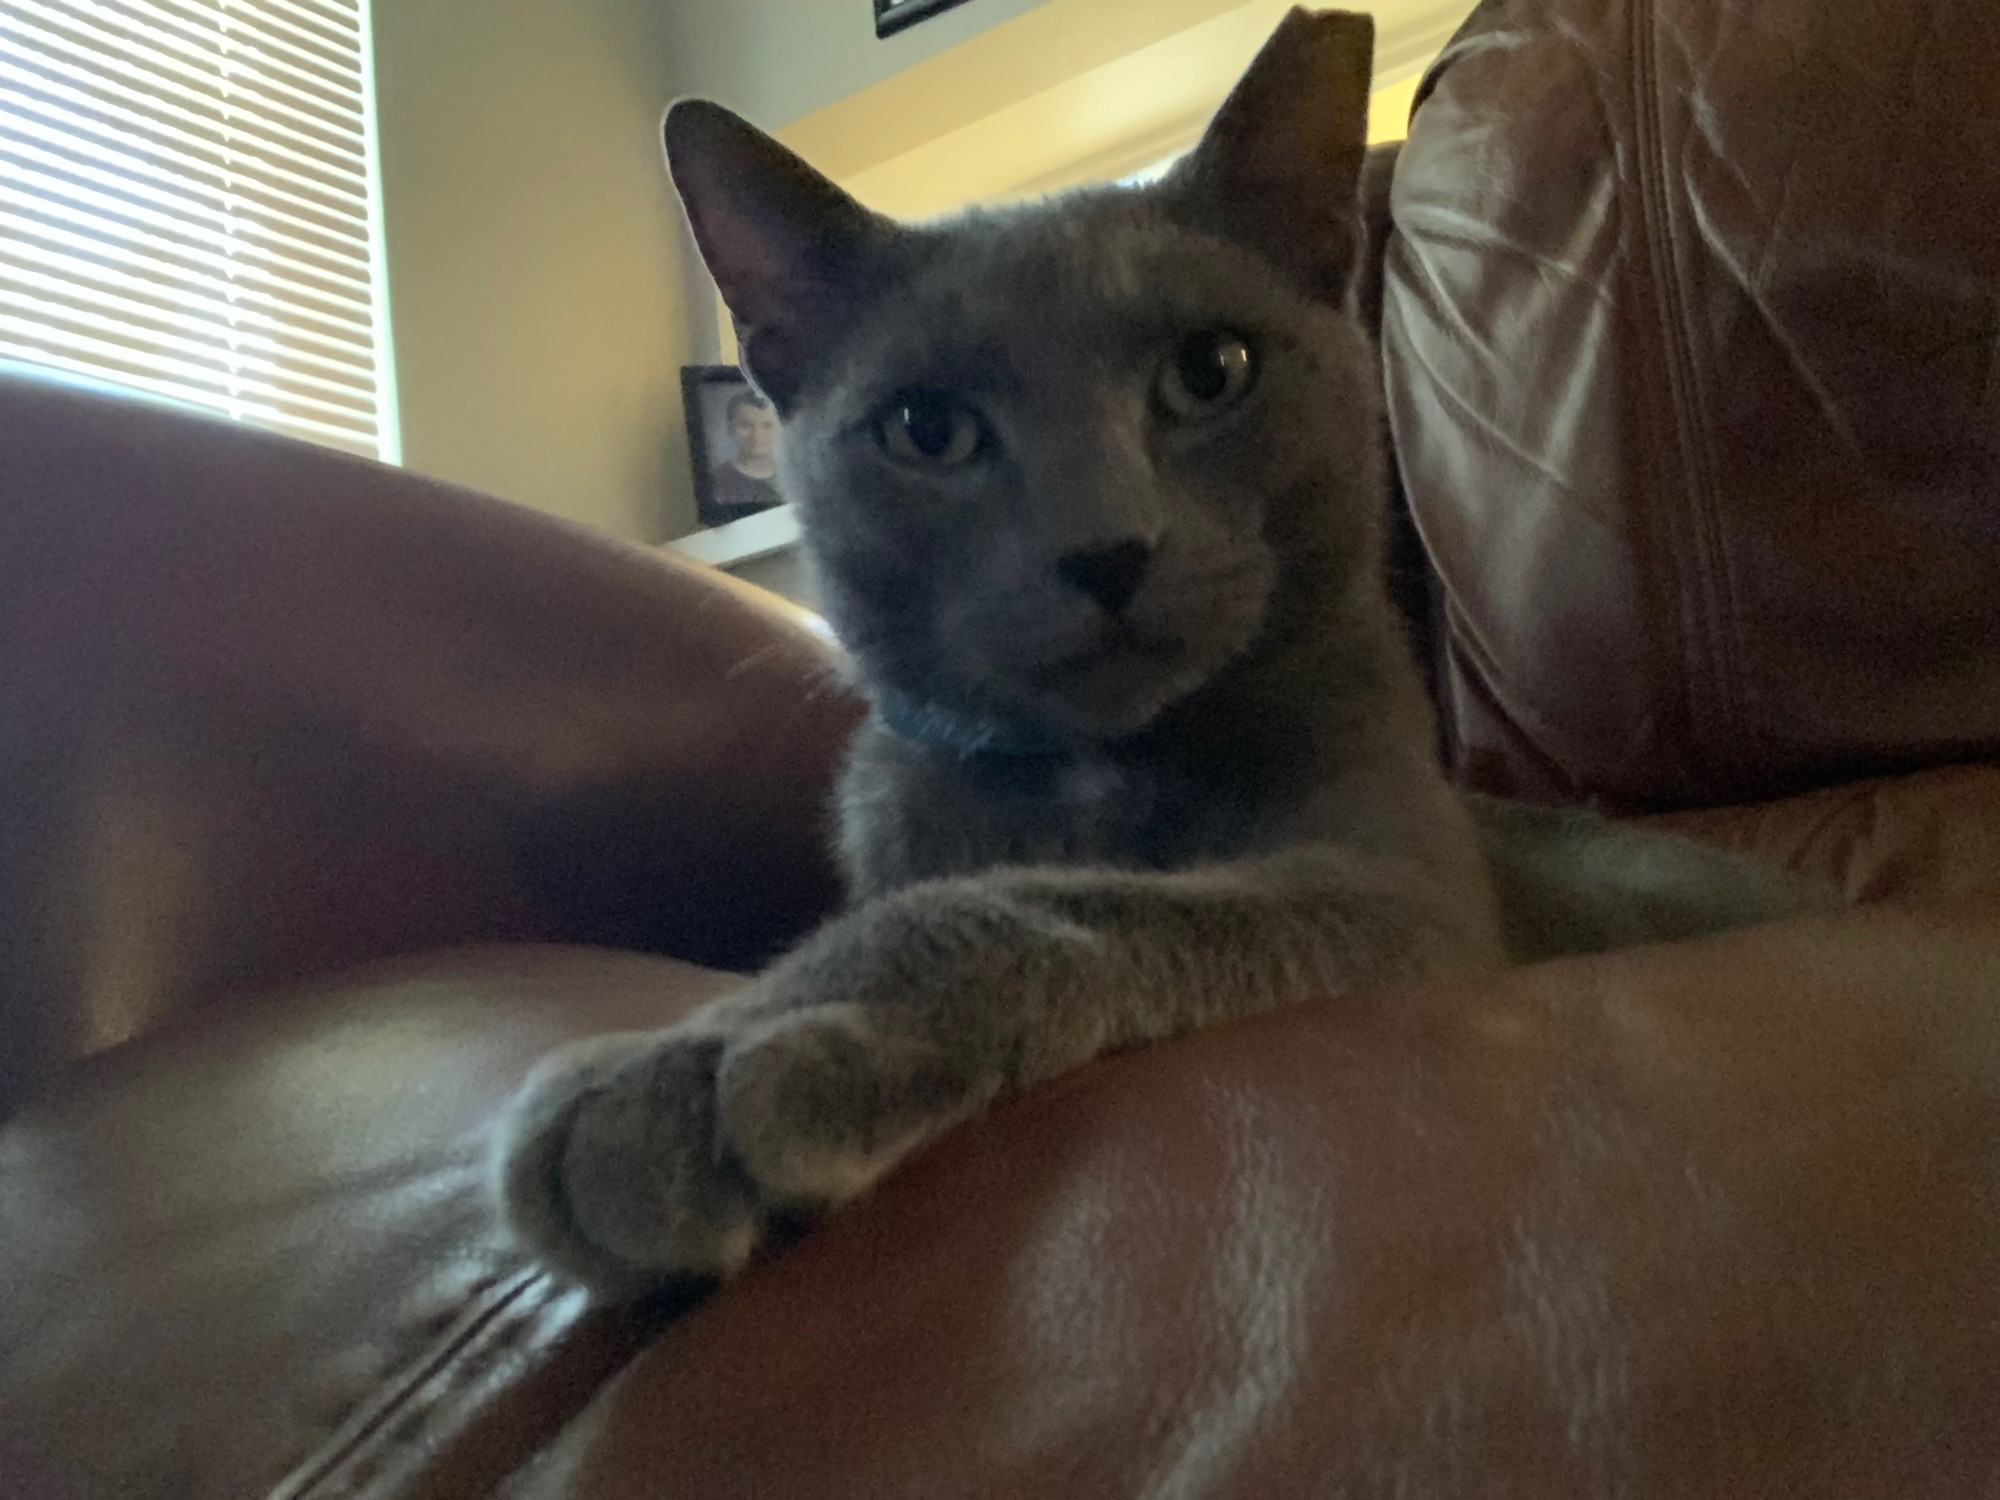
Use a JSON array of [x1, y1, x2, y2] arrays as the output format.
[[839, 725, 1286, 896], [1053, 756, 1155, 827], [925, 746, 1255, 870]]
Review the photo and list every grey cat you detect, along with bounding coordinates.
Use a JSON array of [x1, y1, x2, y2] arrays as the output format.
[[494, 8, 1823, 1300]]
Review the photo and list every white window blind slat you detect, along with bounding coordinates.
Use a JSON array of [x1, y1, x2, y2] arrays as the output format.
[[0, 0, 391, 458], [111, 0, 361, 114], [147, 0, 361, 95], [0, 317, 376, 427], [2, 162, 371, 304], [5, 8, 364, 170], [0, 212, 373, 346], [1, 130, 369, 276], [1, 337, 375, 446], [0, 300, 378, 428], [0, 261, 383, 397], [1, 42, 364, 200], [18, 0, 364, 148], [2, 70, 368, 226], [3, 73, 369, 235], [1, 233, 373, 374], [257, 0, 355, 48], [253, 0, 352, 45], [2, 200, 376, 337]]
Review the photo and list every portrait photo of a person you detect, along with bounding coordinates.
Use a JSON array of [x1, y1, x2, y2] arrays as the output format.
[[684, 367, 787, 529], [709, 392, 782, 523]]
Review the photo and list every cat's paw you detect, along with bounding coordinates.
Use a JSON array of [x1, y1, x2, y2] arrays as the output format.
[[492, 1000, 982, 1299], [490, 1027, 760, 1300]]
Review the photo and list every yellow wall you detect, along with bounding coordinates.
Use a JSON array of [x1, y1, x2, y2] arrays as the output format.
[[372, 0, 701, 540], [794, 0, 1468, 220], [368, 0, 1055, 541], [1367, 68, 1429, 144], [716, 1, 1463, 364], [371, 0, 1463, 541], [659, 0, 1051, 133]]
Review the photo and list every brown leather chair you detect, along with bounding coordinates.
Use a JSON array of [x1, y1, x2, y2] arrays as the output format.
[[5, 0, 1998, 1493]]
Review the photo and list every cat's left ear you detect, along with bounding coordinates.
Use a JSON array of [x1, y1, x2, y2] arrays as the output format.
[[665, 101, 900, 412], [1161, 7, 1374, 306]]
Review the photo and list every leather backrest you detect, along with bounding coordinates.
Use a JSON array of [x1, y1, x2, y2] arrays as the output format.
[[1382, 0, 2000, 810]]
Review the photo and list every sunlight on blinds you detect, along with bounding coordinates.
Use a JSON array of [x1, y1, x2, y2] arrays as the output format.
[[0, 0, 394, 458]]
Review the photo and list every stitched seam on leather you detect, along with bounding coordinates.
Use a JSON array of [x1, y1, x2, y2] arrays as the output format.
[[1629, 0, 1747, 793], [270, 1267, 546, 1500]]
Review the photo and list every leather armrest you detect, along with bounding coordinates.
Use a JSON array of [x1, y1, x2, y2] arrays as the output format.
[[0, 371, 862, 1116], [547, 903, 2000, 1497]]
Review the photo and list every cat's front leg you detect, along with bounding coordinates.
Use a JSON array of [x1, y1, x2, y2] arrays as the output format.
[[491, 880, 1103, 1296], [495, 849, 1497, 1297]]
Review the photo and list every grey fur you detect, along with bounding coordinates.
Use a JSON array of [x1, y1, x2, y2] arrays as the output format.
[[492, 8, 1825, 1299]]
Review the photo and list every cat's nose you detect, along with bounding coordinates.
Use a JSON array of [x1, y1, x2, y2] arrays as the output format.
[[1058, 540, 1151, 616]]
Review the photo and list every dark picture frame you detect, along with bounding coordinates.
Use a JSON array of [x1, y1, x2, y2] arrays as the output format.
[[874, 0, 976, 40], [682, 364, 785, 530]]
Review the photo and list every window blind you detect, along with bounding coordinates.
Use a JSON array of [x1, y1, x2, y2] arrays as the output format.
[[0, 0, 394, 458]]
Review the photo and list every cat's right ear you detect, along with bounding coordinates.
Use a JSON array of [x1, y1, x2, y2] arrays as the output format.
[[1162, 8, 1375, 307], [664, 101, 897, 412]]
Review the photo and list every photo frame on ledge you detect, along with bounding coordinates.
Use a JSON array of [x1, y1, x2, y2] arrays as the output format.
[[874, 0, 976, 40], [668, 364, 801, 570]]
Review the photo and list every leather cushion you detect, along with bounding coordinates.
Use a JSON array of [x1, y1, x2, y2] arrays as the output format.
[[1650, 760, 2000, 906], [0, 946, 731, 1500]]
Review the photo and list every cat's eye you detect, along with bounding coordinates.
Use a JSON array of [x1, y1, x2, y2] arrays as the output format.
[[1155, 331, 1256, 421], [877, 392, 985, 468]]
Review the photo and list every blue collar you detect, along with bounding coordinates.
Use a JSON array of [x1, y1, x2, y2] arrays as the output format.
[[874, 689, 1069, 759]]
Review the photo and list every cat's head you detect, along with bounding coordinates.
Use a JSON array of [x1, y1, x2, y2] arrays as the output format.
[[667, 8, 1383, 742]]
